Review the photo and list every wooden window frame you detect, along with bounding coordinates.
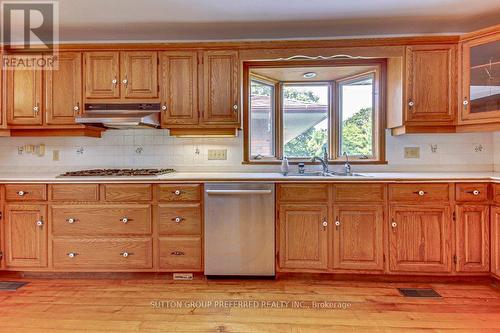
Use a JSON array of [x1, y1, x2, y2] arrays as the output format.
[[243, 59, 387, 164]]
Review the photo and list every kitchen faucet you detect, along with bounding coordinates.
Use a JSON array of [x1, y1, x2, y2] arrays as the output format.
[[343, 152, 352, 175], [312, 145, 329, 174]]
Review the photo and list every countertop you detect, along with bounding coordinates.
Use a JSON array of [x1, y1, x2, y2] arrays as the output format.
[[0, 171, 499, 183]]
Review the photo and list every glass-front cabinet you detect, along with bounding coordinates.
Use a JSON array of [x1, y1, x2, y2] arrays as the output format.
[[460, 30, 500, 123]]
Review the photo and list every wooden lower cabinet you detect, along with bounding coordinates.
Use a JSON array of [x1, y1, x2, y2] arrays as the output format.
[[332, 205, 384, 271], [52, 238, 153, 270], [455, 205, 490, 273], [4, 204, 48, 268], [389, 205, 452, 273], [278, 204, 328, 270], [159, 236, 202, 271], [491, 206, 500, 278]]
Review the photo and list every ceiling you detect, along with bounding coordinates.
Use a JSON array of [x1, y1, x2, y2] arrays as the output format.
[[36, 0, 500, 41], [251, 66, 377, 82]]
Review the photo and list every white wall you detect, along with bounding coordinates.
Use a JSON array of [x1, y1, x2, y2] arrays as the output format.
[[0, 129, 495, 173]]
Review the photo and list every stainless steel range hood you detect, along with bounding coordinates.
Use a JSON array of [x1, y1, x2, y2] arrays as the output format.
[[76, 103, 161, 129]]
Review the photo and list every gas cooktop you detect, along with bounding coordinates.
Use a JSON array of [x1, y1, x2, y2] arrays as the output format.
[[58, 168, 175, 177]]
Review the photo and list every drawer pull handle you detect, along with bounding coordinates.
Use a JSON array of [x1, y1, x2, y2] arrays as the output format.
[[120, 217, 129, 224], [36, 220, 44, 228], [120, 252, 133, 258], [172, 217, 184, 223], [66, 218, 77, 224], [173, 190, 182, 196], [171, 251, 185, 256], [466, 190, 480, 196], [413, 190, 426, 196], [17, 190, 28, 196], [67, 252, 78, 258]]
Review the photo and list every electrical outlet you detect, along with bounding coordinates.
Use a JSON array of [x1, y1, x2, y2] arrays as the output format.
[[208, 149, 227, 160], [404, 147, 420, 159], [52, 150, 60, 161]]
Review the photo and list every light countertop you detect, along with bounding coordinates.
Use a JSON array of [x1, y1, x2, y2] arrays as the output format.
[[0, 171, 499, 183]]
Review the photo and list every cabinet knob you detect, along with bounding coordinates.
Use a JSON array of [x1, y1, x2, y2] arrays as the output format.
[[161, 104, 167, 111], [17, 190, 26, 196], [467, 190, 480, 195], [232, 104, 238, 111], [66, 218, 76, 224], [171, 251, 185, 256], [67, 252, 78, 258], [391, 222, 397, 228], [463, 99, 469, 106], [33, 103, 40, 114], [322, 220, 328, 230], [173, 190, 181, 196], [112, 77, 118, 86], [36, 220, 44, 227], [73, 103, 80, 113], [120, 217, 129, 224], [414, 190, 426, 196], [122, 77, 128, 86], [408, 101, 415, 107], [335, 221, 340, 227], [120, 252, 131, 258], [173, 217, 184, 223]]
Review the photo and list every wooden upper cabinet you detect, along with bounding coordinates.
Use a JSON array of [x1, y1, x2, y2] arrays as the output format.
[[160, 51, 198, 126], [201, 50, 239, 125], [459, 29, 500, 123], [389, 205, 452, 273], [455, 205, 490, 273], [278, 204, 328, 270], [5, 64, 43, 125], [332, 205, 384, 271], [121, 51, 158, 99], [491, 206, 500, 278], [45, 52, 82, 125], [5, 204, 47, 268], [405, 45, 456, 124], [84, 51, 120, 99]]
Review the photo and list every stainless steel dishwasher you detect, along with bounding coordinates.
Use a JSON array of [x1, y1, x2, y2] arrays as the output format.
[[204, 183, 275, 276]]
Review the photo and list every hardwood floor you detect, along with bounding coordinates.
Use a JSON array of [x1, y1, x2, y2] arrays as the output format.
[[0, 276, 499, 332]]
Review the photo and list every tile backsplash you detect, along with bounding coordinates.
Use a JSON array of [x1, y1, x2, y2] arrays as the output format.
[[0, 129, 496, 172]]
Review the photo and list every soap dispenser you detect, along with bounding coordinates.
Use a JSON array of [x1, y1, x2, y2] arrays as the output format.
[[281, 156, 289, 175]]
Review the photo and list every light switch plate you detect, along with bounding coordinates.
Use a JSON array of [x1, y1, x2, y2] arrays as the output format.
[[208, 149, 227, 160], [52, 150, 60, 161], [404, 147, 420, 159]]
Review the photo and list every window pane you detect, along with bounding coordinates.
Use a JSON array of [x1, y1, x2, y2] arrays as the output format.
[[283, 84, 329, 158], [250, 80, 274, 157], [339, 75, 374, 157]]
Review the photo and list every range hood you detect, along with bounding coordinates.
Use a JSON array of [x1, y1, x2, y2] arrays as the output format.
[[76, 103, 161, 129]]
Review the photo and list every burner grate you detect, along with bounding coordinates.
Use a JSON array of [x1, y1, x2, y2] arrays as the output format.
[[59, 168, 175, 177]]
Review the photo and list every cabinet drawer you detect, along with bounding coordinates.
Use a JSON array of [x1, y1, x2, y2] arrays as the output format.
[[5, 184, 47, 201], [158, 184, 202, 202], [332, 184, 385, 202], [278, 184, 329, 202], [388, 184, 450, 202], [455, 183, 489, 202], [50, 184, 99, 202], [53, 238, 153, 270], [103, 184, 152, 202], [51, 204, 152, 236], [158, 203, 202, 236], [159, 236, 202, 271]]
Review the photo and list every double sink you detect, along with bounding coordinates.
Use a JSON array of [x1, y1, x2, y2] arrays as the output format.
[[284, 171, 368, 177]]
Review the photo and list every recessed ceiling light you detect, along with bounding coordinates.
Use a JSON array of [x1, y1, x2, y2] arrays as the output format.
[[302, 72, 317, 79]]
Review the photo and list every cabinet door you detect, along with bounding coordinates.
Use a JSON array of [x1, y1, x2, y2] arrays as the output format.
[[332, 205, 384, 271], [491, 206, 500, 277], [84, 52, 120, 99], [201, 50, 239, 125], [389, 205, 452, 273], [121, 51, 158, 99], [460, 32, 500, 122], [45, 52, 82, 125], [160, 51, 198, 125], [405, 45, 456, 123], [456, 205, 490, 273], [5, 204, 47, 268], [278, 204, 328, 270], [6, 64, 43, 125]]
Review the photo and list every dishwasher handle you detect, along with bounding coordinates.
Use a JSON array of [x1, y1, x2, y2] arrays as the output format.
[[206, 189, 272, 195]]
